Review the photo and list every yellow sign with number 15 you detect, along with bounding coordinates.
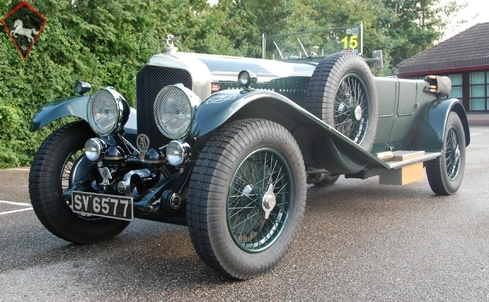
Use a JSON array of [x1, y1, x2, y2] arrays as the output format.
[[341, 35, 358, 50]]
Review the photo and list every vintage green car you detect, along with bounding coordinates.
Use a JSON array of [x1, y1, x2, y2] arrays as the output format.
[[29, 31, 469, 280]]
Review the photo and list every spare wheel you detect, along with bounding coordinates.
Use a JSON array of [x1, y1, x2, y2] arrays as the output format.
[[305, 52, 378, 151]]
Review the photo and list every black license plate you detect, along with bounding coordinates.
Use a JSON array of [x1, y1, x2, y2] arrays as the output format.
[[71, 191, 133, 221]]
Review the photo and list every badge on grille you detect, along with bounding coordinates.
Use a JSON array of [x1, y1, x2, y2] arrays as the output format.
[[1, 1, 47, 60], [136, 134, 150, 152]]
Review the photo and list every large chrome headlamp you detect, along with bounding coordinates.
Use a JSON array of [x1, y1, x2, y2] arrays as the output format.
[[87, 87, 130, 136], [154, 84, 201, 139]]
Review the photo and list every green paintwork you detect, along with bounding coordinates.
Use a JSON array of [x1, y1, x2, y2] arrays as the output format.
[[30, 95, 89, 132], [218, 76, 311, 108], [30, 94, 139, 144], [371, 76, 470, 153], [190, 89, 389, 174], [184, 53, 471, 161], [227, 148, 292, 252], [419, 98, 470, 151]]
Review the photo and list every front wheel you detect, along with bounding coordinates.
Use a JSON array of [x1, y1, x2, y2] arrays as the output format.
[[187, 119, 306, 280], [426, 112, 466, 195], [29, 122, 130, 243]]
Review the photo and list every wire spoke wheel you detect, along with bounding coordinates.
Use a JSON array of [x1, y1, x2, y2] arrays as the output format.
[[187, 119, 306, 280], [29, 122, 130, 243], [445, 127, 461, 180], [334, 74, 369, 144], [227, 148, 292, 252], [305, 52, 378, 152], [304, 52, 378, 185], [60, 150, 83, 191], [426, 112, 466, 195], [60, 148, 104, 221]]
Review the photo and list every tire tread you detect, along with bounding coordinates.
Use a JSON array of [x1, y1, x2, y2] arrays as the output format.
[[187, 119, 306, 280], [29, 121, 129, 243]]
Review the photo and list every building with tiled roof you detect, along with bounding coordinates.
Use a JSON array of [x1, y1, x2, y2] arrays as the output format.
[[397, 22, 489, 124]]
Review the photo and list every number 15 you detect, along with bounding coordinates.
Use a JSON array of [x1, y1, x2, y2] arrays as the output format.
[[341, 35, 358, 49]]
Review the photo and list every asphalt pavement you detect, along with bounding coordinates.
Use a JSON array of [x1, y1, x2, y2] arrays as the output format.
[[1, 126, 489, 301]]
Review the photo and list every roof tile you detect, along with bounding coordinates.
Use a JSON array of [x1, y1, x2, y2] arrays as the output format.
[[397, 22, 489, 74]]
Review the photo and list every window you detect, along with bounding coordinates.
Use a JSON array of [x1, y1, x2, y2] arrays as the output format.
[[469, 72, 488, 111], [448, 74, 462, 99]]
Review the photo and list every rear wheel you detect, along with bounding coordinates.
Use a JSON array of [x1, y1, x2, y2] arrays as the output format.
[[305, 52, 378, 151], [426, 112, 466, 195], [187, 119, 306, 280], [29, 122, 130, 243]]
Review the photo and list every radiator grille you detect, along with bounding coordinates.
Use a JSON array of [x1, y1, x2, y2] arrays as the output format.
[[136, 65, 192, 148]]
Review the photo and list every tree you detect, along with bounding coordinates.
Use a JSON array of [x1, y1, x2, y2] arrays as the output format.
[[0, 0, 469, 167], [205, 0, 307, 57], [375, 0, 468, 68], [0, 0, 212, 167]]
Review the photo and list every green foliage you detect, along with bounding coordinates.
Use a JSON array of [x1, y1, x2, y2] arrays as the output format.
[[0, 0, 468, 167], [0, 0, 204, 167], [368, 0, 468, 70]]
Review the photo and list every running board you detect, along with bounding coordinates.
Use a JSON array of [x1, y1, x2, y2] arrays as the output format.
[[345, 151, 441, 186], [382, 151, 441, 169]]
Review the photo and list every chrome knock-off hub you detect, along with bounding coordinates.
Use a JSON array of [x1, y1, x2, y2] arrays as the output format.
[[261, 184, 276, 219]]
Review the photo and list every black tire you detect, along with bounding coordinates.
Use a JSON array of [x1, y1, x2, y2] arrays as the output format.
[[187, 119, 306, 280], [305, 52, 378, 151], [29, 121, 130, 243], [314, 173, 340, 187], [426, 112, 466, 195]]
